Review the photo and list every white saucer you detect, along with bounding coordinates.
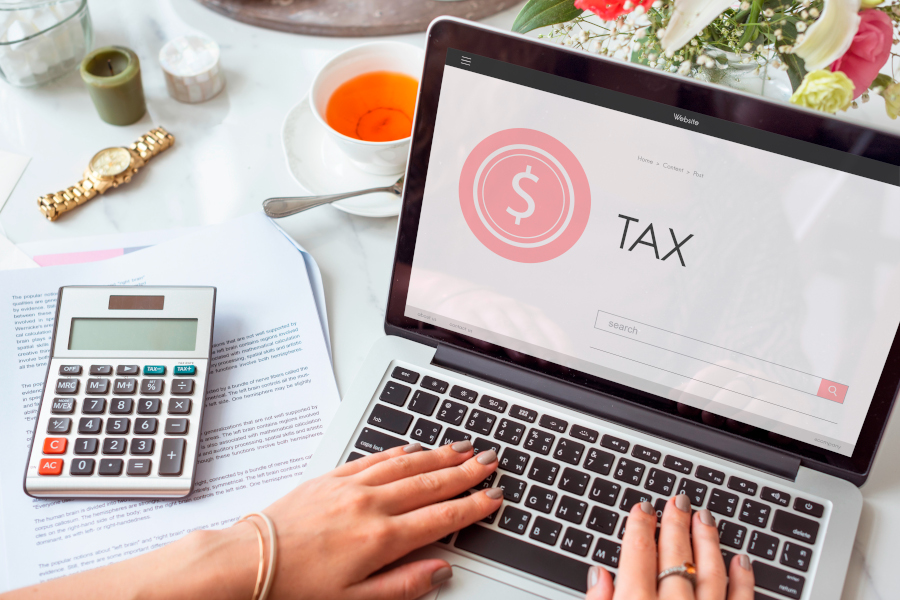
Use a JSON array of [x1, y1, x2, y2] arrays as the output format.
[[281, 96, 403, 218]]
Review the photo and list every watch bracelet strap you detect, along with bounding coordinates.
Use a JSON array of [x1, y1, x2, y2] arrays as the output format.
[[130, 127, 175, 161]]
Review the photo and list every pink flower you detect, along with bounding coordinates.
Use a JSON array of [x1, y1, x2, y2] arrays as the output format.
[[575, 0, 653, 21], [830, 9, 893, 99]]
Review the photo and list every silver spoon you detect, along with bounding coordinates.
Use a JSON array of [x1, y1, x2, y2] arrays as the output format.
[[262, 177, 404, 218]]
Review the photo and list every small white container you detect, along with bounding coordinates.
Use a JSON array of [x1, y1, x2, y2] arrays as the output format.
[[159, 33, 224, 104]]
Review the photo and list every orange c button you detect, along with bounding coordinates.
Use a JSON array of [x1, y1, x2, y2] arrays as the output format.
[[43, 438, 67, 454], [38, 458, 63, 476]]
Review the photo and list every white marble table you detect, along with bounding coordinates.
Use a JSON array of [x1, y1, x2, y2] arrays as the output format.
[[0, 2, 897, 598]]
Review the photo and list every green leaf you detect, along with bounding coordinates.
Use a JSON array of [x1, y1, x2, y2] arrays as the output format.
[[781, 53, 807, 92], [872, 73, 894, 91], [512, 0, 583, 34]]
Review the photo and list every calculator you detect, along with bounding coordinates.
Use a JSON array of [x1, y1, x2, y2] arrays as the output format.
[[24, 286, 216, 499]]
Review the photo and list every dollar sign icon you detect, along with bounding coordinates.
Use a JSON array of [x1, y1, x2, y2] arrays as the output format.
[[507, 165, 538, 225]]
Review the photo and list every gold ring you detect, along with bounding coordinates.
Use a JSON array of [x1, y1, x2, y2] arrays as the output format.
[[657, 561, 697, 588]]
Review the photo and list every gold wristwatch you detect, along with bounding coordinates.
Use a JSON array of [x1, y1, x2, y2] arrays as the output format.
[[38, 127, 175, 222]]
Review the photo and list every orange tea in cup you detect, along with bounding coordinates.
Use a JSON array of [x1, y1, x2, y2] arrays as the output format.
[[325, 71, 418, 142]]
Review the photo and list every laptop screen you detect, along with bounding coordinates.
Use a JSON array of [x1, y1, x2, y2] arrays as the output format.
[[403, 48, 900, 459]]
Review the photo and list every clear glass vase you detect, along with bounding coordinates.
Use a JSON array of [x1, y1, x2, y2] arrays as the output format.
[[0, 0, 92, 87], [695, 50, 792, 102]]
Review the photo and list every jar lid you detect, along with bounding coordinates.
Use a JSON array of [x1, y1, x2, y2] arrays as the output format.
[[159, 33, 220, 77]]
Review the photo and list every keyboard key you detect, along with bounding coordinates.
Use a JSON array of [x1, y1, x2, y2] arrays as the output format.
[[465, 410, 496, 435], [439, 428, 471, 445], [479, 396, 508, 413], [449, 385, 477, 403], [771, 510, 819, 544], [116, 365, 139, 375], [528, 457, 560, 485], [780, 542, 813, 572], [391, 366, 419, 384], [47, 417, 71, 434], [584, 448, 614, 476], [86, 378, 110, 394], [696, 465, 725, 485], [707, 489, 739, 517], [663, 455, 693, 474], [717, 520, 747, 549], [632, 445, 661, 464], [499, 448, 530, 475], [499, 506, 532, 534], [556, 496, 588, 524], [721, 549, 736, 574], [102, 437, 127, 455], [159, 438, 186, 476], [530, 516, 562, 545], [586, 506, 619, 535], [558, 468, 590, 496], [420, 376, 448, 394], [138, 398, 161, 414], [739, 499, 771, 528], [761, 486, 791, 507], [127, 459, 152, 476], [752, 561, 805, 599], [59, 365, 82, 375], [379, 381, 410, 406], [106, 418, 130, 435], [89, 365, 112, 375], [539, 414, 567, 433], [345, 452, 365, 463], [143, 366, 165, 376], [367, 404, 413, 435], [110, 398, 134, 414], [589, 478, 621, 506], [472, 437, 500, 456], [436, 400, 467, 426], [38, 458, 63, 476], [793, 497, 824, 518], [408, 390, 439, 416], [134, 418, 158, 435], [748, 530, 779, 560], [498, 475, 527, 503], [165, 418, 189, 435], [455, 525, 591, 592], [525, 486, 557, 513], [617, 518, 628, 539], [561, 527, 593, 557], [410, 419, 442, 445], [168, 398, 192, 415], [524, 429, 555, 455], [99, 458, 123, 476], [600, 434, 629, 453], [554, 438, 585, 465], [112, 378, 136, 395], [140, 379, 164, 395], [82, 398, 106, 414], [43, 437, 67, 454], [55, 379, 79, 394], [74, 438, 98, 454], [494, 419, 525, 445], [620, 488, 653, 512], [677, 478, 708, 507], [51, 398, 75, 414], [613, 457, 645, 485], [78, 417, 102, 434], [645, 468, 676, 495], [593, 538, 621, 568], [653, 497, 667, 521], [509, 404, 537, 422], [728, 476, 758, 496], [131, 438, 154, 455], [482, 509, 499, 525], [569, 424, 598, 444], [172, 379, 194, 395], [70, 457, 94, 475], [355, 427, 406, 453]]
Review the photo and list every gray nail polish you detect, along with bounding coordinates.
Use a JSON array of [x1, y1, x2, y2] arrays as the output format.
[[476, 449, 498, 465], [431, 566, 453, 586], [640, 501, 654, 515], [739, 554, 751, 571], [699, 509, 716, 526], [675, 493, 691, 512], [451, 440, 473, 453], [403, 443, 422, 453], [587, 565, 603, 590], [485, 487, 503, 500]]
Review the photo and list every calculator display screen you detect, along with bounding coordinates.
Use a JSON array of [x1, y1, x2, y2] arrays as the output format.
[[68, 318, 198, 351]]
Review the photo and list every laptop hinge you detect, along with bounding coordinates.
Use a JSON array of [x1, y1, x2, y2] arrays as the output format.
[[432, 343, 801, 481]]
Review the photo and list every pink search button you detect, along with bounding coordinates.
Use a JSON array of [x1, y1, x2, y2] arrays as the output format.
[[817, 380, 848, 404]]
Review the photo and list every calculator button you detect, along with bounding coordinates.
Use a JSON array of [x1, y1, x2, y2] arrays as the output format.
[[55, 379, 79, 394], [51, 398, 75, 414], [116, 365, 140, 375], [74, 438, 99, 454], [127, 459, 152, 476], [102, 438, 127, 455], [70, 458, 95, 476], [137, 398, 161, 414], [47, 418, 71, 434], [113, 378, 137, 395], [43, 438, 67, 454], [165, 418, 189, 435], [38, 458, 63, 476], [172, 379, 194, 395], [140, 379, 164, 395], [78, 417, 102, 434], [98, 459, 124, 476], [168, 399, 192, 415], [110, 398, 134, 414], [131, 438, 154, 455], [143, 366, 166, 375], [159, 439, 186, 476], [89, 365, 113, 375], [59, 365, 82, 375], [82, 398, 106, 414], [174, 365, 196, 376], [106, 418, 130, 435], [86, 378, 110, 394], [134, 418, 158, 435]]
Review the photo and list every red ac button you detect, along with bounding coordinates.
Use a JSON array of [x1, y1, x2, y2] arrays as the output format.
[[38, 458, 63, 476], [43, 438, 67, 454]]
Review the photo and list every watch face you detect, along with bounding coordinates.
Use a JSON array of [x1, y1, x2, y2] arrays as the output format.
[[89, 147, 132, 177]]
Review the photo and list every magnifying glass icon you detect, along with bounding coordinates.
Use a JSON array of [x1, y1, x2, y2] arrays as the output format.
[[828, 385, 837, 395]]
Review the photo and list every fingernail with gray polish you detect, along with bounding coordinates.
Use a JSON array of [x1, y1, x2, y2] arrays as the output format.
[[451, 440, 473, 453], [403, 443, 422, 453], [640, 501, 654, 515], [431, 566, 453, 586], [675, 493, 691, 513], [699, 509, 716, 526], [476, 449, 498, 465], [485, 487, 503, 500], [739, 554, 751, 571], [587, 565, 603, 589]]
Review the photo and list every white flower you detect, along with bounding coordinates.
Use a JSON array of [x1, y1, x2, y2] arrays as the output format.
[[796, 22, 807, 32], [792, 0, 861, 71], [809, 7, 820, 16], [763, 8, 774, 17], [652, 0, 663, 7], [660, 0, 735, 52], [744, 42, 753, 51], [740, 1, 750, 8], [678, 61, 692, 75]]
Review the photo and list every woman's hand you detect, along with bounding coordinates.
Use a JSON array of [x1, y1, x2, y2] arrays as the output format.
[[585, 496, 755, 600]]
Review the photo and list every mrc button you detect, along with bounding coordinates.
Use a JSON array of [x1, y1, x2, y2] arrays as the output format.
[[55, 379, 79, 394]]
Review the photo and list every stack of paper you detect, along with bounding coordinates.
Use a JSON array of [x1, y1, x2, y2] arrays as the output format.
[[0, 212, 340, 591]]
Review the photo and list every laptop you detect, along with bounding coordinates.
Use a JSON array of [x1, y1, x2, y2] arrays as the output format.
[[305, 16, 900, 600]]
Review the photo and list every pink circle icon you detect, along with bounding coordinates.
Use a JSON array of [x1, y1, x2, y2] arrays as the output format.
[[459, 129, 591, 263]]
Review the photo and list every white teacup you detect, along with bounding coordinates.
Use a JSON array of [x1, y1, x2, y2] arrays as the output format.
[[310, 42, 424, 175]]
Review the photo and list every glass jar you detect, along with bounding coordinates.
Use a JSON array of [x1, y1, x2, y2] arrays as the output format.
[[0, 0, 92, 87]]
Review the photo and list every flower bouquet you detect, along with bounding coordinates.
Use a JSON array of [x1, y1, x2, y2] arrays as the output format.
[[511, 0, 900, 118]]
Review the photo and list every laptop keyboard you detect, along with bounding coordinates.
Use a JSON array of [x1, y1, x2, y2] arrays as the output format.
[[347, 363, 826, 599]]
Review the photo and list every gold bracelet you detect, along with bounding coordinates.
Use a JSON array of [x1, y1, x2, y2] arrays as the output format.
[[240, 517, 266, 600], [241, 512, 278, 600]]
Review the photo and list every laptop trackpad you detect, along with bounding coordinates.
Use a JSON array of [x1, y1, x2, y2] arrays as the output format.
[[433, 566, 550, 599]]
